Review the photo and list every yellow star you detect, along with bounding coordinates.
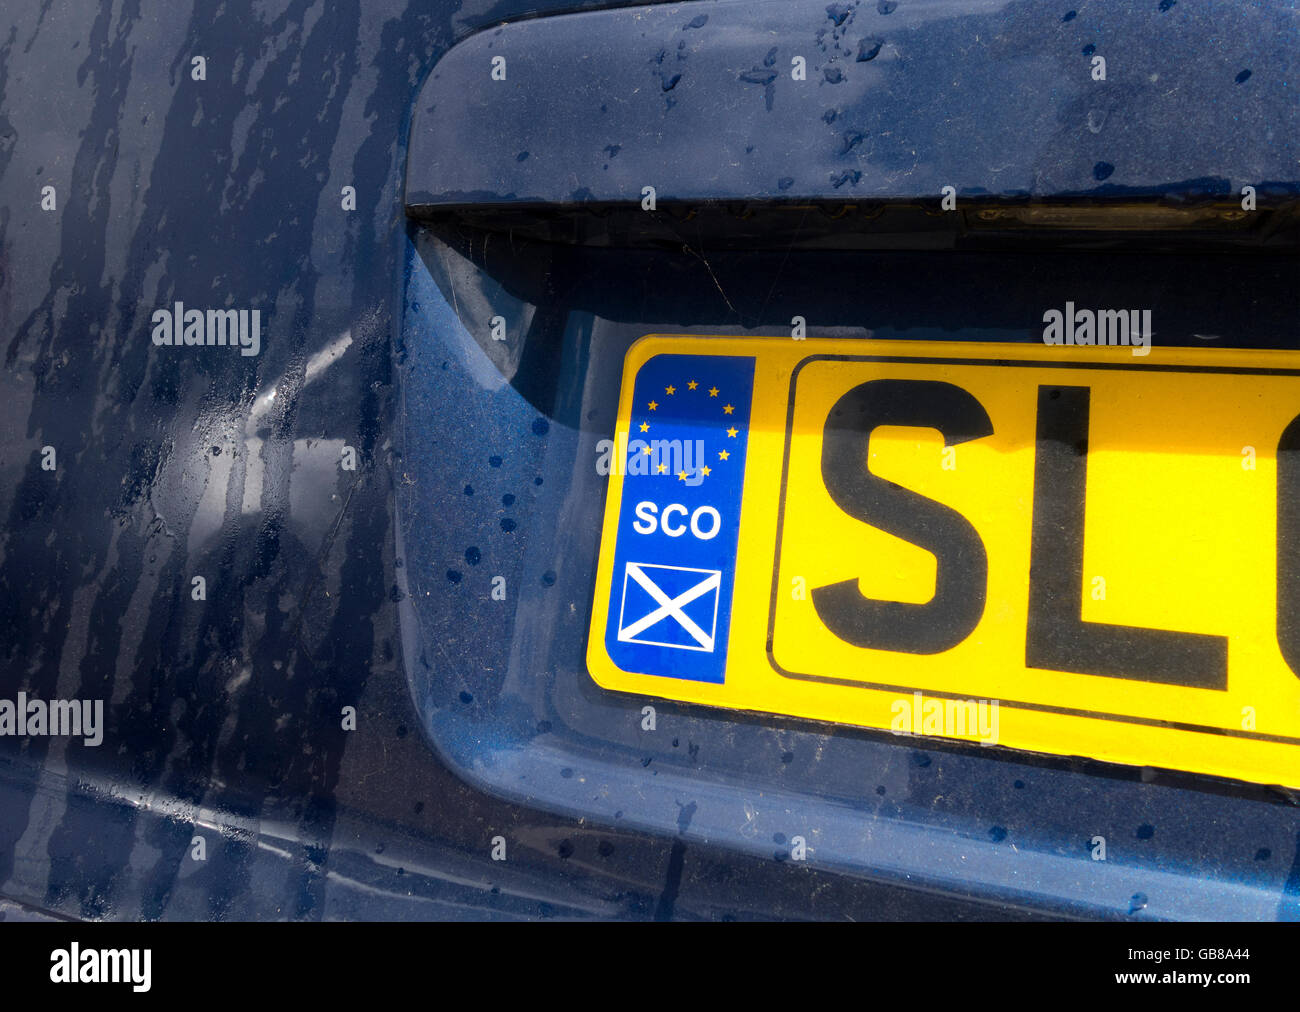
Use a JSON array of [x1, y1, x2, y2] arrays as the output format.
[[718, 450, 730, 460], [642, 445, 652, 454], [665, 385, 676, 395], [648, 400, 658, 411], [677, 471, 687, 481], [726, 426, 738, 438], [708, 386, 719, 397], [639, 422, 650, 432], [701, 465, 711, 477], [687, 380, 698, 390], [657, 464, 667, 473], [723, 404, 734, 414]]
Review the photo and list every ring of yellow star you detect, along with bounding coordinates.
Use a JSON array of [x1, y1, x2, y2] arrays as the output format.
[[719, 449, 730, 460], [726, 426, 738, 438], [687, 380, 698, 390], [708, 386, 719, 397], [665, 385, 676, 395], [648, 400, 658, 411], [639, 422, 649, 432], [723, 404, 734, 414], [700, 465, 711, 477]]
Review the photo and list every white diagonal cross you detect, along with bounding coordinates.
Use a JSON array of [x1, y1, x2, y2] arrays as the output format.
[[619, 564, 720, 650]]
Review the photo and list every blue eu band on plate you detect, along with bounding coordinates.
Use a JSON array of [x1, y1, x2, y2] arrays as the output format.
[[602, 353, 755, 684]]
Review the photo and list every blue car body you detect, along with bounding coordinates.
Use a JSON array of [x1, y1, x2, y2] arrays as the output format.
[[0, 0, 1297, 920]]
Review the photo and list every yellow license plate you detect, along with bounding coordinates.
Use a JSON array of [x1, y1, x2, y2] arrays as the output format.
[[587, 335, 1300, 789]]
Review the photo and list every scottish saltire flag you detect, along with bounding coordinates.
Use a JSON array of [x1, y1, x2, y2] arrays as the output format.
[[605, 353, 755, 683]]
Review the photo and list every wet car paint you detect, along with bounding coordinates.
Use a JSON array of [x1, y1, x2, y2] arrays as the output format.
[[394, 0, 1300, 920], [0, 0, 1296, 921], [407, 0, 1299, 210]]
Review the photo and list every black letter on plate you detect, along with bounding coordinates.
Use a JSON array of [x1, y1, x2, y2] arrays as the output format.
[[812, 379, 992, 654], [1025, 385, 1227, 688], [1277, 414, 1300, 678]]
